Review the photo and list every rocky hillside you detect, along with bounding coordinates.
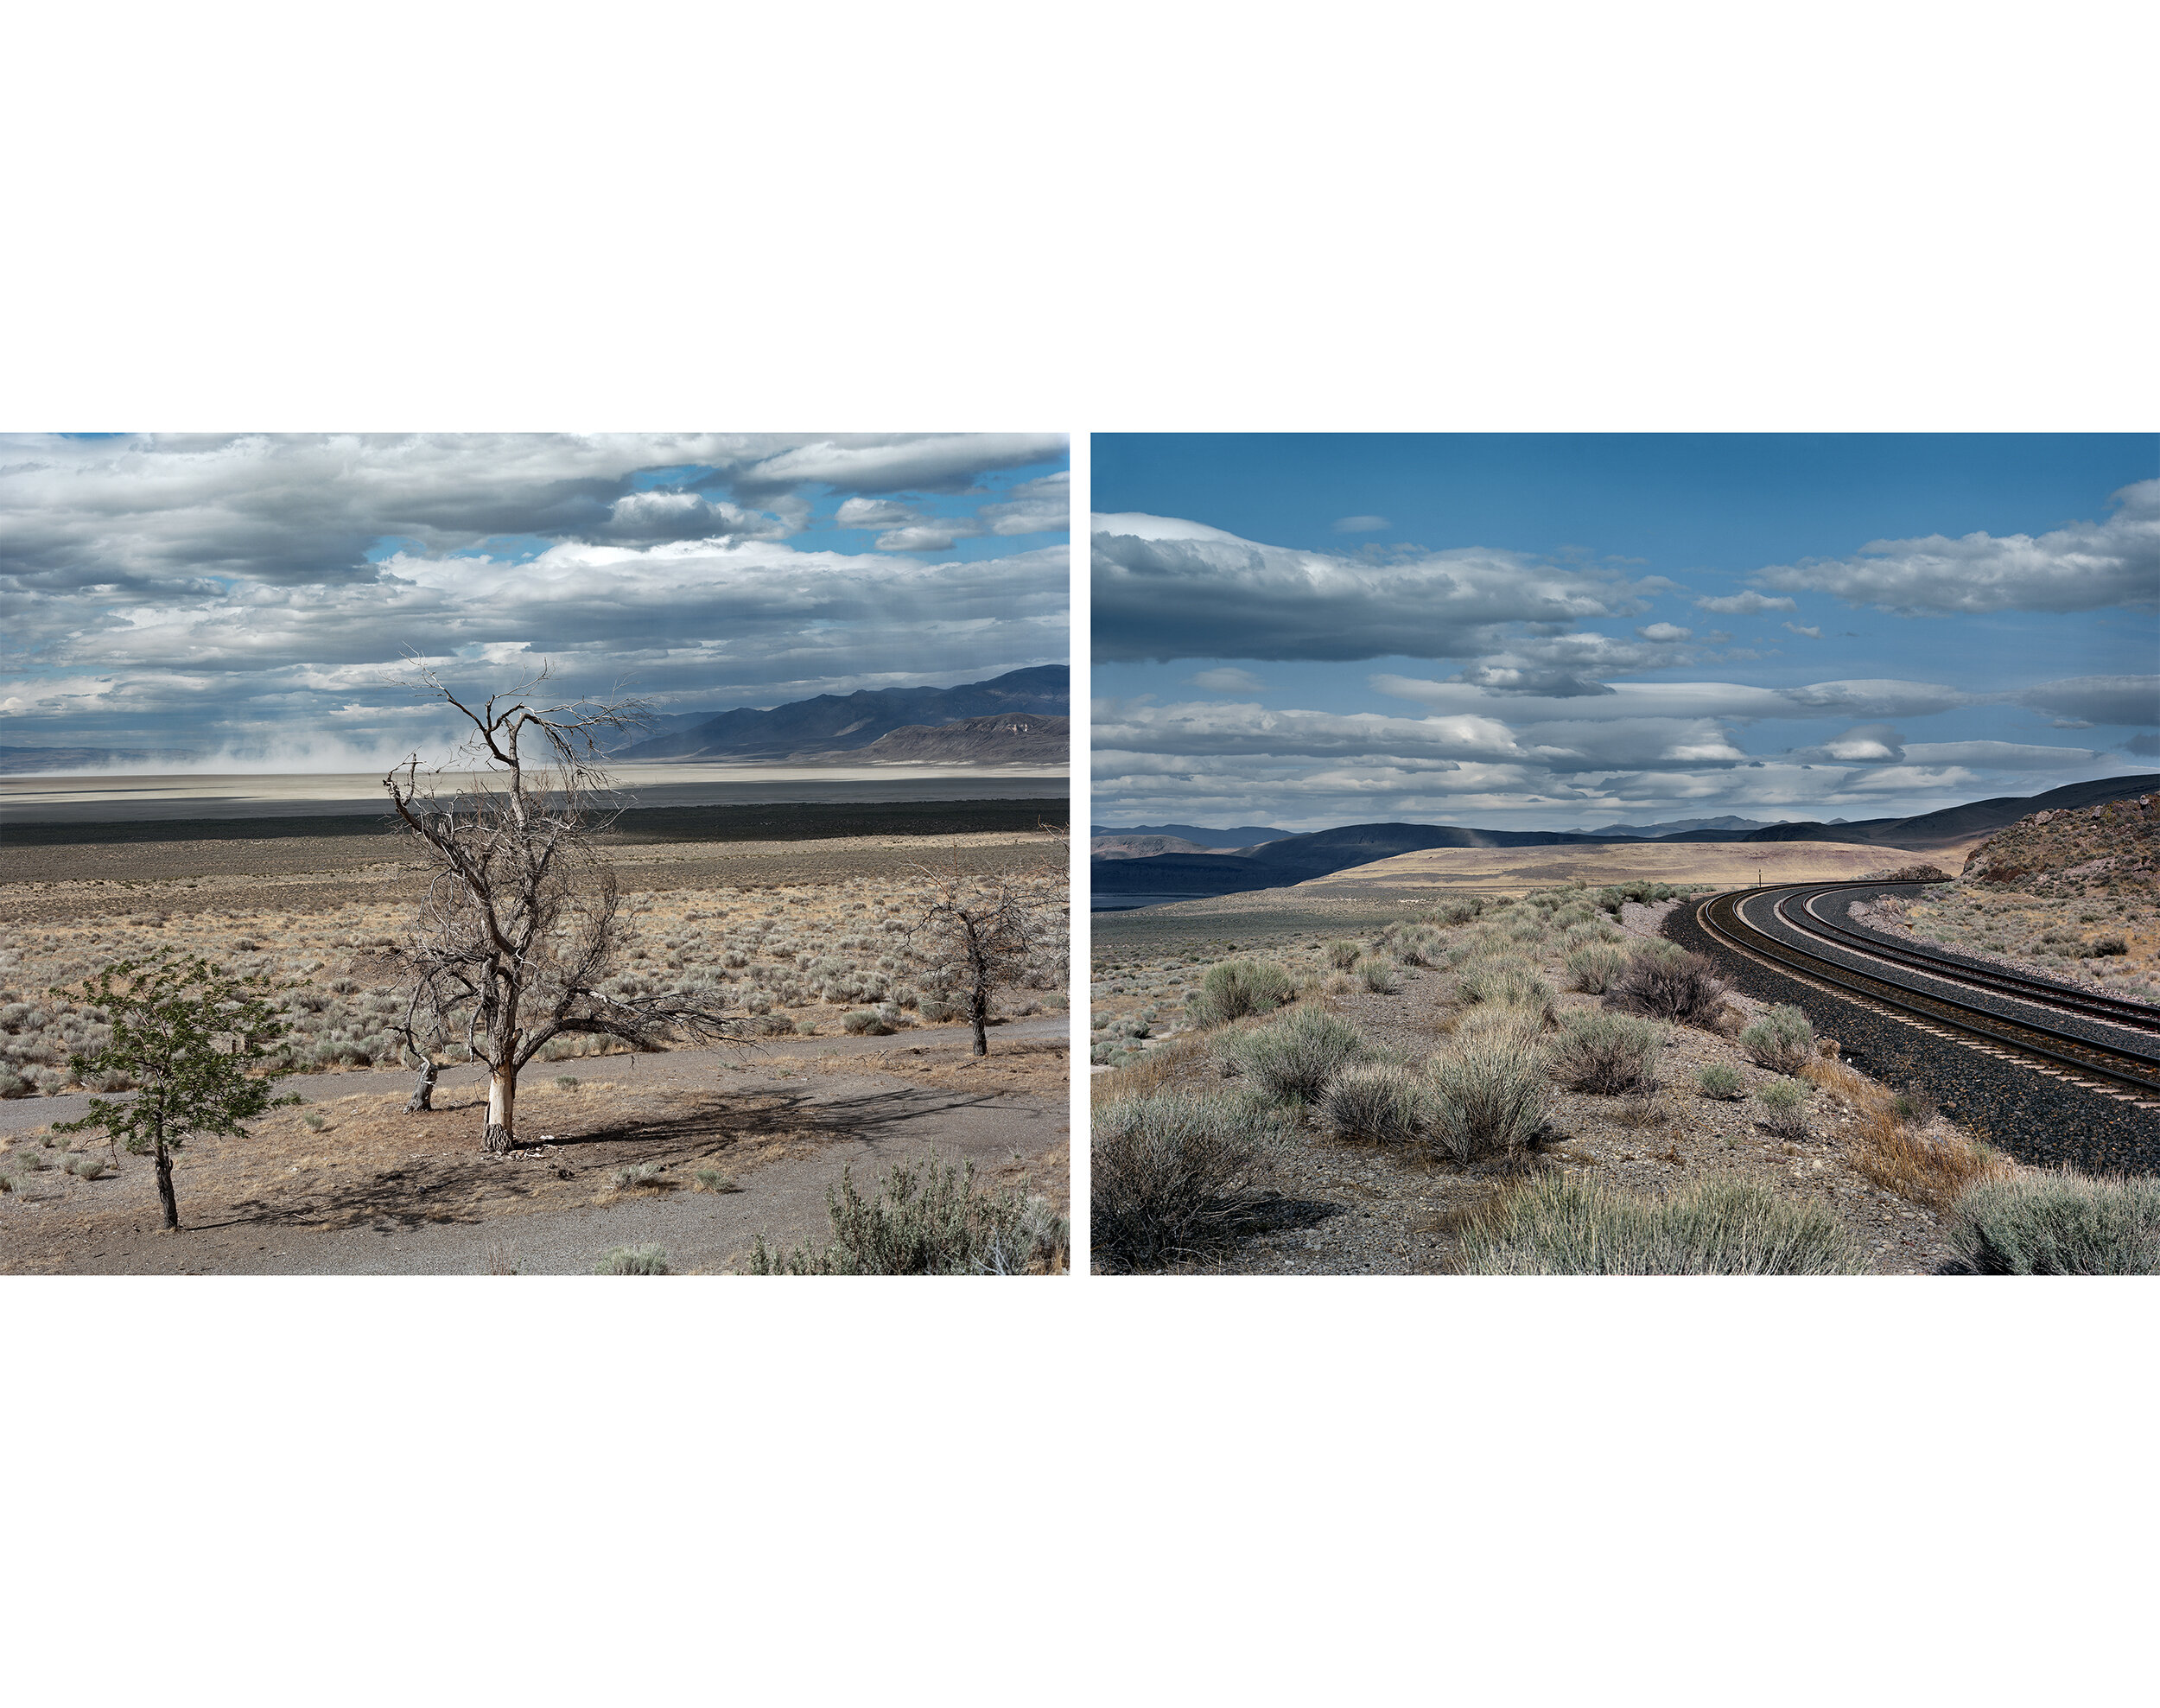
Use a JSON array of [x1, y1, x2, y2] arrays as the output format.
[[1962, 789, 2160, 897], [805, 713, 1068, 765]]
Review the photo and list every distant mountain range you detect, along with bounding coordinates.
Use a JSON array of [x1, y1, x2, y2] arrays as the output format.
[[613, 667, 1067, 762], [1576, 815, 1776, 837], [0, 744, 197, 776], [1089, 823, 1294, 846], [1092, 774, 2160, 902]]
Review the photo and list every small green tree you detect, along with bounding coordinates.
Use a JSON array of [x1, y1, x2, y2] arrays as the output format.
[[50, 949, 296, 1231]]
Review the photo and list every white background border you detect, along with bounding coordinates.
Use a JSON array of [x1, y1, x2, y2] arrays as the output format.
[[6, 3, 2157, 1702]]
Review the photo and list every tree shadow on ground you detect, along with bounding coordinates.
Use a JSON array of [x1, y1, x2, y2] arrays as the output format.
[[194, 1083, 1031, 1234]]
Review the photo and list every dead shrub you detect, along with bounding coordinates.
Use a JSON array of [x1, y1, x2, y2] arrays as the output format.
[[1851, 1114, 2008, 1208], [1602, 942, 1729, 1026]]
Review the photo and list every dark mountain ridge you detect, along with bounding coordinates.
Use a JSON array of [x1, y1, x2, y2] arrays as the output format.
[[1661, 774, 2160, 848], [613, 666, 1067, 761], [1092, 774, 2160, 902]]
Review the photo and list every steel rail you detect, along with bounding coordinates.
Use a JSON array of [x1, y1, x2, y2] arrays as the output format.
[[1782, 883, 2160, 1035], [1696, 886, 2160, 1101]]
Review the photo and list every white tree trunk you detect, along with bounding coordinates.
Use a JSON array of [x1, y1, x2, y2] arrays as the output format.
[[484, 1066, 518, 1152]]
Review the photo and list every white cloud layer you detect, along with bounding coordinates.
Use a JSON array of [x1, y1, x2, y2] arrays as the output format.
[[1751, 478, 2160, 614], [1, 433, 1068, 758], [1093, 512, 1653, 664]]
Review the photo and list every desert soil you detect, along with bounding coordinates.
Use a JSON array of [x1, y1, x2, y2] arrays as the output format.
[[0, 1021, 1069, 1275], [0, 822, 1070, 1272]]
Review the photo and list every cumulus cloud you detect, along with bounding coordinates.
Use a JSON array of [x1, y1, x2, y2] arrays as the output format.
[[1750, 478, 2160, 615], [730, 433, 1067, 498], [975, 470, 1069, 537], [0, 434, 1070, 755], [1782, 622, 1823, 639], [1093, 512, 1653, 663], [1694, 591, 1797, 614], [600, 491, 793, 545], [1092, 698, 1530, 763]]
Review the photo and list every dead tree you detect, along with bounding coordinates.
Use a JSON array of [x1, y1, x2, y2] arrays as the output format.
[[910, 835, 1064, 1057], [383, 664, 745, 1152]]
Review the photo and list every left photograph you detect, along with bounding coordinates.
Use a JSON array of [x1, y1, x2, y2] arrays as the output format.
[[0, 433, 1072, 1275]]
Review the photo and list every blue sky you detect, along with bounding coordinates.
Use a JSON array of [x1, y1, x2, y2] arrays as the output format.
[[2, 433, 1067, 767], [1093, 434, 2158, 832]]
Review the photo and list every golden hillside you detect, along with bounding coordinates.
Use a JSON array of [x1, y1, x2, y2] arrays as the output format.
[[1293, 837, 1976, 896]]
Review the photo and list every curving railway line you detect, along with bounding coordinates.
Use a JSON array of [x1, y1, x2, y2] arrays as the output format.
[[1694, 880, 2160, 1106]]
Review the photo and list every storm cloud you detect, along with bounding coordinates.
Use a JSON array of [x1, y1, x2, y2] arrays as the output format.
[[0, 433, 1068, 763]]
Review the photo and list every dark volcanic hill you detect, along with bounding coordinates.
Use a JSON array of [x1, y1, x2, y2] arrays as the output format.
[[1089, 822, 1295, 847], [1090, 821, 1615, 898], [614, 666, 1067, 761], [1582, 814, 1774, 838], [1661, 773, 2160, 850], [801, 713, 1068, 765]]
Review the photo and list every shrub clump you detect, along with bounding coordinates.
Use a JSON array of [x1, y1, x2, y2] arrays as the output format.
[[1455, 956, 1555, 1019], [692, 1168, 743, 1193], [1091, 1093, 1280, 1273], [1187, 960, 1296, 1027], [1318, 1064, 1432, 1146], [594, 1243, 671, 1274], [842, 1007, 895, 1035], [1738, 1003, 1816, 1074], [1426, 1038, 1552, 1163], [1546, 1012, 1665, 1095], [1753, 1077, 1809, 1139], [1458, 1172, 1871, 1274], [751, 1152, 1068, 1275], [1603, 941, 1729, 1025], [1218, 1006, 1370, 1103], [1354, 956, 1401, 994], [1324, 939, 1363, 971], [1695, 1062, 1744, 1100], [1947, 1171, 2160, 1274], [1563, 944, 1628, 994]]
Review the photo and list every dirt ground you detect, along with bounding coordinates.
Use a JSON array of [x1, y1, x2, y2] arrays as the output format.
[[0, 827, 1069, 1095], [0, 1024, 1069, 1274], [0, 820, 1070, 1273], [1092, 894, 1977, 1275]]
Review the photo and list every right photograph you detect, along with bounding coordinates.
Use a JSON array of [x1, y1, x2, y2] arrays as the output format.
[[1089, 432, 2160, 1276]]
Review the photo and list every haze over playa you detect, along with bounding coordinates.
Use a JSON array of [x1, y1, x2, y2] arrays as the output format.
[[1092, 434, 2157, 835], [0, 432, 1069, 782]]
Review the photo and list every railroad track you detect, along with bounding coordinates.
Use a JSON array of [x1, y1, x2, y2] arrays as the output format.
[[1696, 881, 2160, 1105]]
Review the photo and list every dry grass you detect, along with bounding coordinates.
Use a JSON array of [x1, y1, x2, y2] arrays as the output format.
[[1802, 1057, 2010, 1207], [1091, 1031, 1211, 1102], [1292, 837, 1985, 897], [0, 831, 1069, 1095], [834, 1035, 1069, 1097]]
